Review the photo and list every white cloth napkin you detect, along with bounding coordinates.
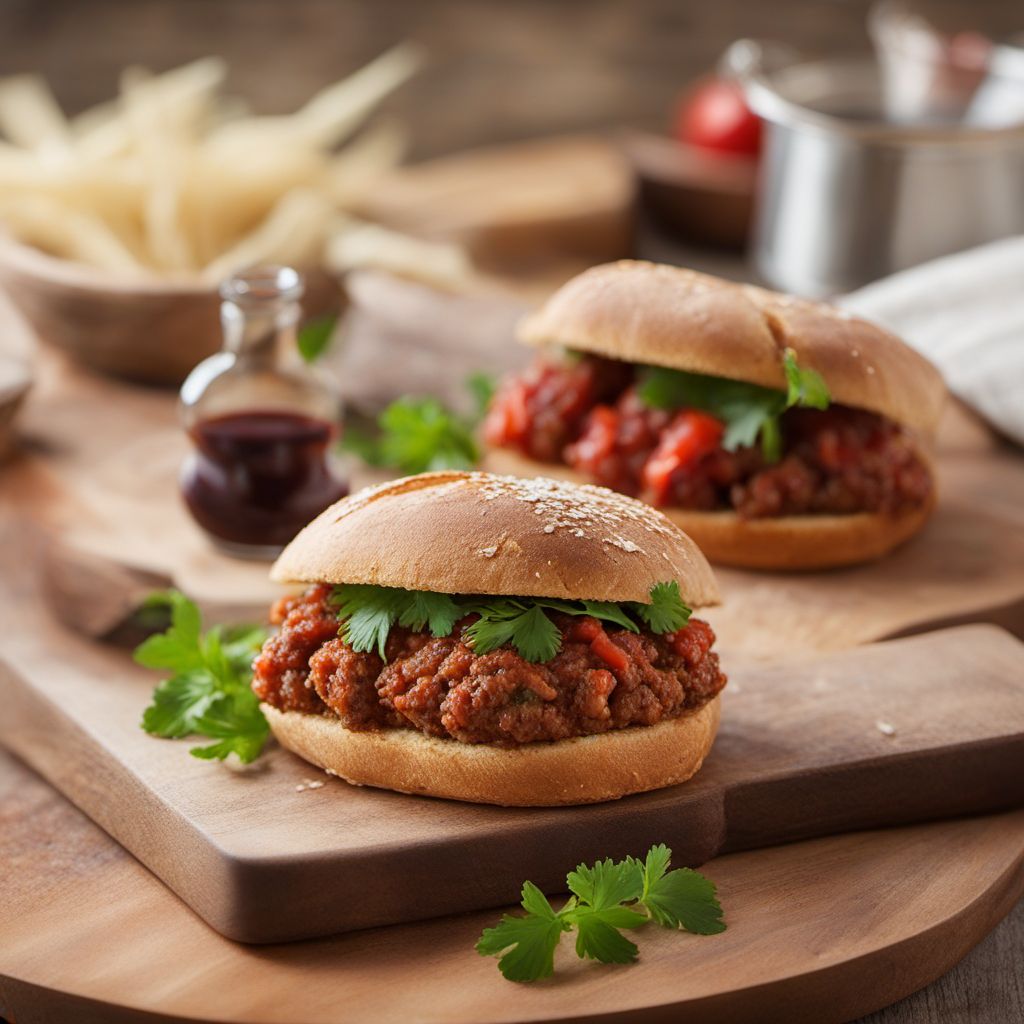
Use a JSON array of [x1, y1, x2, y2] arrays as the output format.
[[840, 236, 1024, 446]]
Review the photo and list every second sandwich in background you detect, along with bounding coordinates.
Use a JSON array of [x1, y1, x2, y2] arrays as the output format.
[[484, 260, 947, 570]]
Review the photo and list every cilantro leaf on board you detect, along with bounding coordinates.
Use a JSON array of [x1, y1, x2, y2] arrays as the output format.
[[340, 374, 495, 474], [136, 592, 269, 763], [141, 672, 219, 739], [133, 590, 204, 674], [567, 857, 644, 910], [189, 692, 271, 763], [297, 315, 337, 363], [378, 397, 479, 472], [476, 882, 570, 982], [466, 371, 497, 421], [477, 846, 725, 982], [634, 844, 726, 934], [572, 905, 647, 963], [636, 351, 830, 463]]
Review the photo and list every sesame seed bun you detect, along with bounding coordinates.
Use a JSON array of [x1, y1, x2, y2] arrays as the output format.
[[483, 448, 935, 571], [262, 697, 720, 806], [270, 470, 720, 607], [264, 471, 724, 805], [520, 260, 946, 435]]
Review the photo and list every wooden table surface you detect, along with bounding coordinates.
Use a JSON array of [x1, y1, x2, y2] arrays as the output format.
[[0, 745, 1021, 1024]]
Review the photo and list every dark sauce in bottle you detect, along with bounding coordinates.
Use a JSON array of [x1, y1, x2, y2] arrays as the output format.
[[181, 409, 348, 553]]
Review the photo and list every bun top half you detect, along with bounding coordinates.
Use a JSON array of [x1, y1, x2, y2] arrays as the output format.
[[520, 260, 946, 435], [271, 471, 720, 608]]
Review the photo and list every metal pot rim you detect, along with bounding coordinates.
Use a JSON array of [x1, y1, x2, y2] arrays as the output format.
[[732, 41, 1024, 146]]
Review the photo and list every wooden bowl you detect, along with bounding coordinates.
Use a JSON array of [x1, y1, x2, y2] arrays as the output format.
[[0, 238, 343, 387], [0, 352, 32, 461], [621, 131, 758, 250]]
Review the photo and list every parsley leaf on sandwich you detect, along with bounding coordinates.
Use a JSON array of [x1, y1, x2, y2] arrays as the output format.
[[637, 347, 829, 462], [333, 585, 462, 659], [628, 580, 689, 634], [463, 601, 563, 663], [332, 582, 692, 664], [477, 845, 724, 982], [136, 591, 270, 763]]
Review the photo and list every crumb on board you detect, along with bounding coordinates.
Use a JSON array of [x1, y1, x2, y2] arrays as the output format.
[[295, 778, 326, 792], [875, 720, 897, 737]]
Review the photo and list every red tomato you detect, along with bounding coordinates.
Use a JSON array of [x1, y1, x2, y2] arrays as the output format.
[[675, 76, 762, 157], [642, 410, 724, 505], [567, 405, 618, 469], [591, 630, 629, 674]]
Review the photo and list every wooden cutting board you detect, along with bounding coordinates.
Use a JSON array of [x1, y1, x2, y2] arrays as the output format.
[[5, 294, 1024, 655], [2, 506, 1022, 943], [3, 746, 1023, 1024]]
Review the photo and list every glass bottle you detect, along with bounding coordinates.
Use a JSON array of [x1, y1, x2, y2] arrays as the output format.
[[179, 266, 348, 559]]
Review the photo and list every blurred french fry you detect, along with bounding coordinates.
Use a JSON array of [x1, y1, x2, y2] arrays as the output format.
[[200, 189, 335, 282], [73, 57, 228, 163], [0, 195, 145, 272], [323, 119, 407, 204], [0, 75, 71, 154], [0, 49, 425, 280], [325, 218, 472, 291], [209, 43, 421, 152]]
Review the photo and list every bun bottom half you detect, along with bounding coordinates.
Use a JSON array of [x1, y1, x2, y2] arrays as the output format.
[[482, 448, 934, 571], [262, 698, 720, 807]]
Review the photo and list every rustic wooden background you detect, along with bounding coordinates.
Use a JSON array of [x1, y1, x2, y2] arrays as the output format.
[[0, 1, 1021, 1022], [0, 0, 1017, 159]]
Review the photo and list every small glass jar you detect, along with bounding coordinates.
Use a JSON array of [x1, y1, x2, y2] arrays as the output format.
[[179, 266, 348, 559]]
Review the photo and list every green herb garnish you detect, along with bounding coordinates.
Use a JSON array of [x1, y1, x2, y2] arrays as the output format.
[[135, 591, 270, 763], [637, 348, 829, 462], [341, 373, 496, 474], [297, 314, 338, 363], [476, 844, 725, 982], [331, 581, 690, 664]]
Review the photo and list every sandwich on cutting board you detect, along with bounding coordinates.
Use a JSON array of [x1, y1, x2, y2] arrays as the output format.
[[254, 471, 724, 806], [484, 260, 947, 570]]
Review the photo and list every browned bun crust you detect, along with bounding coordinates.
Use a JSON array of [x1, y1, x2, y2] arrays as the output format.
[[519, 260, 947, 435], [663, 500, 934, 570], [482, 448, 935, 570], [271, 470, 719, 607], [262, 697, 720, 806]]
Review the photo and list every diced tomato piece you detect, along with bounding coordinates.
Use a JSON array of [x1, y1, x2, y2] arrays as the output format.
[[566, 405, 619, 471], [591, 630, 630, 674], [668, 619, 716, 668], [642, 410, 725, 505], [567, 616, 602, 643], [484, 379, 531, 446]]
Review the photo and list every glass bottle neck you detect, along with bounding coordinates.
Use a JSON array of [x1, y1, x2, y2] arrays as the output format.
[[221, 300, 301, 365]]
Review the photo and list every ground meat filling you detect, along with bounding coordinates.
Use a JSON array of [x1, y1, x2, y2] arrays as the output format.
[[251, 588, 726, 746], [484, 354, 932, 518]]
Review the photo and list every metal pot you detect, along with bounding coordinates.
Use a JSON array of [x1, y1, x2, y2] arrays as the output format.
[[731, 40, 1024, 297]]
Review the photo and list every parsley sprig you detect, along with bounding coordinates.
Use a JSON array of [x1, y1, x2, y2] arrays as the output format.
[[477, 844, 725, 981], [341, 373, 495, 474], [332, 581, 690, 664], [637, 348, 829, 462], [135, 591, 270, 763]]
